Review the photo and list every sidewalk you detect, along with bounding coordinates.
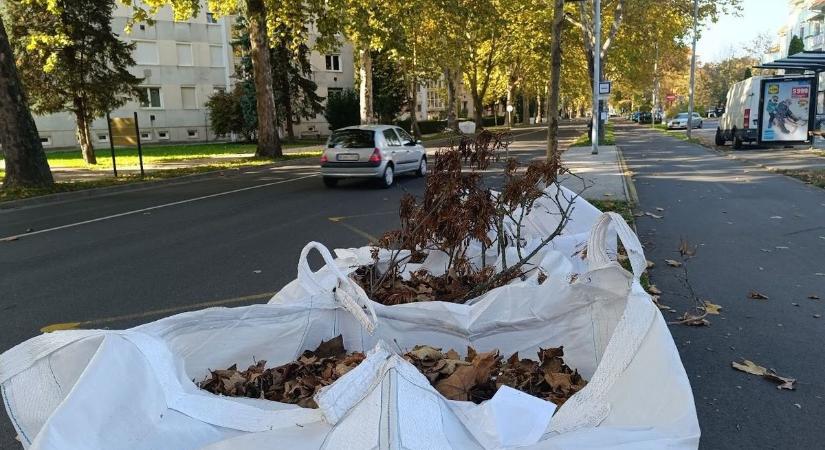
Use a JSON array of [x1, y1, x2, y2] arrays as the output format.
[[718, 147, 825, 171], [560, 145, 631, 202]]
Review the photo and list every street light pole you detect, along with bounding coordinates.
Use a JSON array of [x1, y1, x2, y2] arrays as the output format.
[[687, 0, 699, 139], [591, 0, 601, 155]]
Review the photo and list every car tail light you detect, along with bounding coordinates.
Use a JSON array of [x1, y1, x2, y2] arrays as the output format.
[[368, 148, 381, 166], [744, 109, 750, 129], [320, 153, 328, 164]]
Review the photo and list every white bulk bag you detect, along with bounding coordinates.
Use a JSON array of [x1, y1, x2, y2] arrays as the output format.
[[1, 213, 698, 449]]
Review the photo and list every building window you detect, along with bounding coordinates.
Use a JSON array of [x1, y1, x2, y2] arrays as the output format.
[[427, 90, 444, 109], [187, 129, 199, 138], [140, 131, 152, 141], [325, 54, 341, 72], [176, 43, 193, 66], [40, 136, 52, 146], [213, 86, 227, 94], [97, 133, 109, 143], [158, 130, 170, 140], [327, 87, 343, 97], [206, 12, 218, 24], [210, 45, 224, 67], [134, 41, 159, 65], [139, 87, 162, 108], [181, 86, 197, 109]]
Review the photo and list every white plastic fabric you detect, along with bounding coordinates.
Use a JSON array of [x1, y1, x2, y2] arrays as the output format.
[[1, 213, 699, 449]]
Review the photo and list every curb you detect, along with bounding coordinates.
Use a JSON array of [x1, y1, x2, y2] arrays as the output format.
[[0, 156, 320, 211], [614, 145, 639, 205]]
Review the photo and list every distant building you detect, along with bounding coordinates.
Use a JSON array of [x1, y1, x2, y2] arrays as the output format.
[[30, 1, 355, 149]]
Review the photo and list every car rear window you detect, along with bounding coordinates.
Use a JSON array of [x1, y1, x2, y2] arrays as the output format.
[[675, 114, 688, 119], [328, 129, 375, 148]]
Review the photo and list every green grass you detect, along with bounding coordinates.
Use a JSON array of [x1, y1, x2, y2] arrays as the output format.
[[571, 123, 615, 147], [0, 140, 325, 171], [0, 152, 320, 203]]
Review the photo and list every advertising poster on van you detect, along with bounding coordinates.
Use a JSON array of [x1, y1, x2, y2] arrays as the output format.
[[761, 78, 813, 143]]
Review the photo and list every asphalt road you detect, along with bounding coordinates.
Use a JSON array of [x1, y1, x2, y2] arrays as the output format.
[[617, 121, 825, 449], [0, 124, 583, 447]]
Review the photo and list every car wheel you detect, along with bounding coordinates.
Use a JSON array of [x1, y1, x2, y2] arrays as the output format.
[[379, 165, 394, 188], [714, 128, 725, 146], [323, 177, 338, 188], [698, 121, 703, 129], [416, 157, 427, 177]]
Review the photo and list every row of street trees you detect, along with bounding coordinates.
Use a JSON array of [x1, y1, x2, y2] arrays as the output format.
[[0, 0, 739, 188]]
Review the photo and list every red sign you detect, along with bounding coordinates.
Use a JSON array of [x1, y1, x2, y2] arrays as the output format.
[[792, 87, 809, 99], [666, 94, 677, 101]]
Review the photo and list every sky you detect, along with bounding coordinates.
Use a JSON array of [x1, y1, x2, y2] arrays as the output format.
[[696, 0, 789, 62]]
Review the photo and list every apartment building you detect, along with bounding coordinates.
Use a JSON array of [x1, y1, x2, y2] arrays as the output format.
[[417, 76, 475, 121], [29, 2, 355, 149], [767, 0, 825, 62]]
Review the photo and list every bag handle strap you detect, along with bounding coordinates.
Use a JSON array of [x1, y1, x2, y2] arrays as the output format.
[[587, 212, 646, 279], [298, 242, 378, 333]]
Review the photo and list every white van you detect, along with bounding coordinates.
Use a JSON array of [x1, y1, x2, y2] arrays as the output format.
[[716, 76, 762, 149], [717, 75, 814, 149]]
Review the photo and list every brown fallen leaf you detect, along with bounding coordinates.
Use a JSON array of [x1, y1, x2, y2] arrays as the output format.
[[671, 312, 709, 326], [646, 260, 655, 269], [644, 212, 663, 219], [748, 290, 769, 300], [647, 285, 663, 295], [651, 295, 671, 310], [809, 295, 821, 300], [678, 238, 697, 258], [665, 259, 683, 268], [435, 365, 477, 401], [732, 359, 796, 390], [702, 301, 723, 315]]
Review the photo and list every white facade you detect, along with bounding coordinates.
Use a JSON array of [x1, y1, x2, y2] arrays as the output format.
[[417, 76, 475, 121], [30, 2, 355, 149]]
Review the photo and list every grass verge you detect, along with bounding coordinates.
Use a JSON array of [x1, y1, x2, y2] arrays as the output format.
[[571, 123, 615, 147], [0, 140, 325, 171], [776, 168, 825, 188], [0, 152, 320, 203]]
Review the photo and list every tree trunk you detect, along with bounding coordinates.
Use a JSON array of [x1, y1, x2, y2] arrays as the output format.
[[358, 49, 373, 124], [521, 90, 530, 125], [546, 0, 564, 162], [505, 83, 515, 128], [73, 101, 97, 164], [536, 92, 543, 124], [445, 68, 457, 130], [409, 79, 421, 139], [283, 80, 295, 142], [246, 0, 282, 158], [472, 92, 483, 127], [0, 17, 53, 188]]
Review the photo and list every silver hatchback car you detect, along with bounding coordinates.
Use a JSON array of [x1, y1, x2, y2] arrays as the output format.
[[320, 125, 427, 188]]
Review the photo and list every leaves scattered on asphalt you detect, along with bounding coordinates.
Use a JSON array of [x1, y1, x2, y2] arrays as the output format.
[[199, 336, 588, 407], [809, 295, 821, 300], [731, 359, 796, 390], [647, 285, 662, 295], [678, 238, 697, 258], [702, 301, 722, 315], [671, 312, 709, 326], [748, 290, 769, 300], [644, 212, 663, 219], [665, 259, 683, 268], [646, 260, 655, 269]]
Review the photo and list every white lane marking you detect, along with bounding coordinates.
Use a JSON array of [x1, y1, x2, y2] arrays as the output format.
[[1, 173, 318, 242]]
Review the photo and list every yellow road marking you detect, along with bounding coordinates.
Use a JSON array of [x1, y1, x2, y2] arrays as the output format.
[[39, 292, 275, 333]]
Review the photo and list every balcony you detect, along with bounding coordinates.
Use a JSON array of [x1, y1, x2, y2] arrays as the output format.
[[805, 34, 824, 49]]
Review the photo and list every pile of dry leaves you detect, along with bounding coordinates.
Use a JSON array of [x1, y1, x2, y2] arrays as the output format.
[[198, 336, 363, 408], [199, 336, 587, 408], [351, 264, 502, 304]]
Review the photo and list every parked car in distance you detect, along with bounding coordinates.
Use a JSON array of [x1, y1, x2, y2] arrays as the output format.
[[631, 111, 641, 122], [667, 112, 703, 129], [320, 125, 427, 188]]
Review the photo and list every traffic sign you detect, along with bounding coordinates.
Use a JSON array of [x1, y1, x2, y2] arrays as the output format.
[[599, 81, 612, 95], [666, 93, 677, 101]]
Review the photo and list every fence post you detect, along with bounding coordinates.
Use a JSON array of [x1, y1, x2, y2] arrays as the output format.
[[134, 112, 145, 177], [106, 112, 117, 177]]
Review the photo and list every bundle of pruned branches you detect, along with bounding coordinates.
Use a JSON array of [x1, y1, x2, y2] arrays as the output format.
[[351, 130, 579, 305]]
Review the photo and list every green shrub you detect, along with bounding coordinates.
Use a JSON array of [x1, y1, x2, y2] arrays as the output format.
[[324, 89, 360, 130], [481, 116, 506, 127]]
